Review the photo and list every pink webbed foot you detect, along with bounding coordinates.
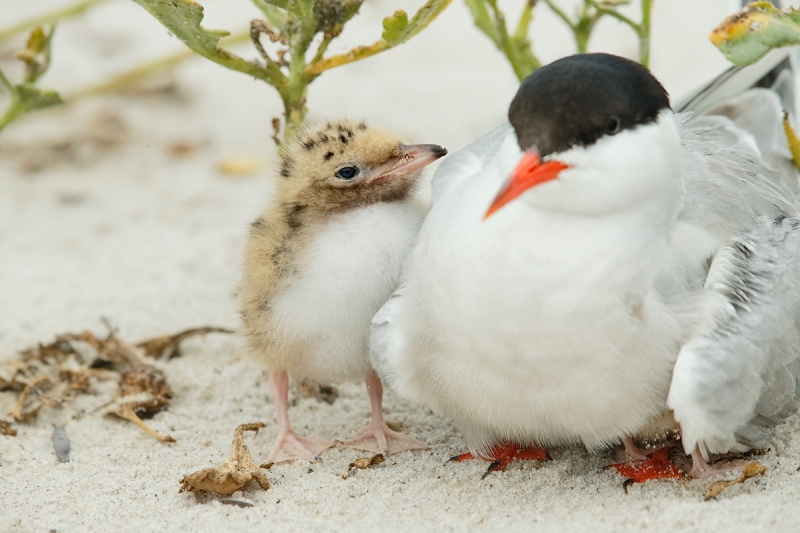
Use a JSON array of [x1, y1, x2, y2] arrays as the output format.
[[342, 421, 428, 455], [342, 371, 428, 455], [687, 447, 748, 479], [451, 443, 550, 478], [268, 429, 336, 463], [267, 370, 335, 463]]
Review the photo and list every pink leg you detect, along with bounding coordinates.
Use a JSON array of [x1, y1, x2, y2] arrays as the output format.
[[688, 446, 747, 479], [621, 436, 672, 461], [342, 370, 428, 455], [267, 370, 335, 463]]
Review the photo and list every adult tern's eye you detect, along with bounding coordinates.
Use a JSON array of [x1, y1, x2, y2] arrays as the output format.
[[336, 166, 358, 180], [607, 116, 621, 135]]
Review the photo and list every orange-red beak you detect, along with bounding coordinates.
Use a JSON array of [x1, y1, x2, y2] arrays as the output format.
[[484, 151, 569, 219]]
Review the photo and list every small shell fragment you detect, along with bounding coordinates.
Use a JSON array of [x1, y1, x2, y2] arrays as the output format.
[[52, 426, 70, 463]]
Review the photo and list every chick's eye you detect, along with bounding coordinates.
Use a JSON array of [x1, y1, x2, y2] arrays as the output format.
[[607, 116, 621, 135], [336, 166, 358, 180]]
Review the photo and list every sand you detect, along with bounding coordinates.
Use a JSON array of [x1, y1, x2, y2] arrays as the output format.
[[2, 0, 799, 531]]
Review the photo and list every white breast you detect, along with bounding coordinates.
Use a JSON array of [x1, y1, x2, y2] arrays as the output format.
[[271, 201, 423, 383], [381, 133, 685, 452]]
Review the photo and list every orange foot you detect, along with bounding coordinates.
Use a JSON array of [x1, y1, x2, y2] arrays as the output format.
[[606, 448, 685, 486], [450, 443, 550, 478]]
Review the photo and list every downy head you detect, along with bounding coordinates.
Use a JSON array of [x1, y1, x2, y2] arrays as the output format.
[[486, 53, 682, 218], [278, 120, 447, 212]]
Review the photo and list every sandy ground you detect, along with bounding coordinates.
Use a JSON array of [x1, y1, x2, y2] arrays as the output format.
[[2, 0, 800, 531]]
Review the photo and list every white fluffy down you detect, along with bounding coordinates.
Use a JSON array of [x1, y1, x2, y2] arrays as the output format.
[[272, 202, 423, 383]]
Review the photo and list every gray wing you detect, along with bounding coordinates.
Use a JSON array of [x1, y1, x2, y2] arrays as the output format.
[[369, 283, 405, 387], [674, 48, 793, 115], [431, 122, 513, 204], [667, 71, 800, 456], [667, 216, 800, 456]]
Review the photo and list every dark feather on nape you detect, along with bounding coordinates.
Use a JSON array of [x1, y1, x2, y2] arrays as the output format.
[[280, 157, 295, 178], [250, 217, 267, 232], [357, 122, 367, 131], [284, 203, 307, 230]]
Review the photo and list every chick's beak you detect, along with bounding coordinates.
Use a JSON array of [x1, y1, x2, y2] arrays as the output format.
[[370, 144, 448, 181], [484, 149, 569, 219]]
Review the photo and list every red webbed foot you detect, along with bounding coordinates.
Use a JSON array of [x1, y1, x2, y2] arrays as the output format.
[[606, 448, 685, 484], [450, 442, 550, 478]]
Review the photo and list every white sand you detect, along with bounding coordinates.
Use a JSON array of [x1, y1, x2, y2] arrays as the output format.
[[2, 0, 800, 531]]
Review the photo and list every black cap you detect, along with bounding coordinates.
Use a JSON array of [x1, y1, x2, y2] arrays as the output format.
[[509, 53, 671, 157]]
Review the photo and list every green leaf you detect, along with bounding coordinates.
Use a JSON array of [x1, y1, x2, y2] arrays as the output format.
[[131, 0, 285, 86], [132, 0, 230, 54], [711, 1, 800, 66], [17, 83, 63, 112], [382, 10, 410, 45], [251, 0, 290, 30]]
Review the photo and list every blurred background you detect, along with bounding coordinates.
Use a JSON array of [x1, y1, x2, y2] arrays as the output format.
[[0, 0, 792, 348]]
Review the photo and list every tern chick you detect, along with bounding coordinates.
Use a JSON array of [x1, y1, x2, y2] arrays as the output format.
[[240, 120, 446, 463]]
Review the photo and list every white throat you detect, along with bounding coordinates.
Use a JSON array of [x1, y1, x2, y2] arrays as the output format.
[[521, 109, 683, 221]]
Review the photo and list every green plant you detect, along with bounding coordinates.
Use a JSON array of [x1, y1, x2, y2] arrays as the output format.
[[0, 26, 62, 133], [464, 0, 653, 82], [132, 0, 452, 143]]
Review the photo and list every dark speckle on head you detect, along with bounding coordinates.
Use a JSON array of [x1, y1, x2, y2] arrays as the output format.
[[302, 138, 316, 150], [323, 151, 334, 161], [250, 217, 266, 232], [339, 134, 349, 145], [357, 122, 367, 131], [509, 53, 671, 157], [280, 156, 294, 178], [318, 133, 329, 144]]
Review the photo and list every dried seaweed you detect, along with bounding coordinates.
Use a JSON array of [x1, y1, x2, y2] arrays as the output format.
[[1, 325, 231, 441], [179, 422, 270, 495], [136, 326, 234, 360], [0, 420, 17, 436], [342, 453, 385, 479], [704, 463, 767, 500]]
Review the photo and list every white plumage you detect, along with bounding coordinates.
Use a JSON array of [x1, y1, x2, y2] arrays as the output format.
[[270, 202, 423, 384], [371, 52, 800, 473]]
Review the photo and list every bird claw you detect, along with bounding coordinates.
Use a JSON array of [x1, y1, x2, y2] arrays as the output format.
[[268, 430, 335, 463], [450, 442, 550, 477], [341, 422, 428, 455]]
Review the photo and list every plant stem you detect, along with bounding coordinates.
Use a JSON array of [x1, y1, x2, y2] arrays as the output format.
[[305, 0, 453, 74], [590, 0, 651, 66], [638, 0, 651, 67], [0, 70, 21, 132], [464, 0, 540, 81], [0, 0, 107, 43]]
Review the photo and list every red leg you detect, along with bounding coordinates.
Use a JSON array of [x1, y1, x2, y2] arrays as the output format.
[[451, 442, 550, 477]]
